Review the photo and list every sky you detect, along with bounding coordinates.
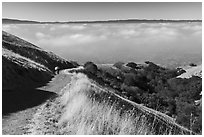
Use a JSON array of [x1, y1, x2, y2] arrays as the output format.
[[2, 2, 202, 21]]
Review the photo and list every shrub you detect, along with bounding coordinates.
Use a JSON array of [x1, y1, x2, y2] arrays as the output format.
[[126, 62, 138, 69], [113, 62, 125, 69], [124, 73, 137, 86], [84, 62, 98, 75], [189, 63, 197, 67], [175, 99, 196, 128]]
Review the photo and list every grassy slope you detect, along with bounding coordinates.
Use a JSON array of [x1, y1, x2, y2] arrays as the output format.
[[2, 31, 76, 116], [2, 31, 76, 90], [24, 72, 194, 135], [2, 49, 51, 90], [2, 31, 75, 72]]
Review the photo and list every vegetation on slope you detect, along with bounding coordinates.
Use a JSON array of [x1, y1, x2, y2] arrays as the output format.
[[75, 61, 202, 134], [25, 73, 192, 135]]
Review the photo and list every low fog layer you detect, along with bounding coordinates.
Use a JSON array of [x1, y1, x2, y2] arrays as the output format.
[[3, 22, 201, 67]]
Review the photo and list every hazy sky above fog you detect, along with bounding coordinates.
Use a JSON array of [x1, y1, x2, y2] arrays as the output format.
[[2, 2, 202, 21]]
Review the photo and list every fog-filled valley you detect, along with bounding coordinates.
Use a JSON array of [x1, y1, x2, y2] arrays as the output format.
[[3, 22, 201, 68]]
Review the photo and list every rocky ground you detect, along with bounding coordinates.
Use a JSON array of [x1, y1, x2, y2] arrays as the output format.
[[177, 65, 202, 78]]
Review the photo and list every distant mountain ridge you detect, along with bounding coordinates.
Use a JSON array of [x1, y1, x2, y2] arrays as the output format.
[[2, 18, 202, 24], [3, 18, 40, 24]]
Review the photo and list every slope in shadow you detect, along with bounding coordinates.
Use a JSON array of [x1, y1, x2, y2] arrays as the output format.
[[2, 31, 75, 116], [2, 88, 57, 115], [2, 56, 57, 115]]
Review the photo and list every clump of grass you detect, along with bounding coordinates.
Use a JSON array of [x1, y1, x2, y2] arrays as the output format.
[[57, 73, 154, 135]]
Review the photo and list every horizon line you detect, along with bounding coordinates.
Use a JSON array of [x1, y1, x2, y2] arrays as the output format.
[[2, 17, 202, 23]]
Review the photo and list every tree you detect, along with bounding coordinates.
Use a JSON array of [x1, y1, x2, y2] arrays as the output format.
[[124, 73, 137, 86], [126, 62, 138, 69], [84, 61, 98, 75], [189, 63, 197, 67], [113, 62, 125, 69]]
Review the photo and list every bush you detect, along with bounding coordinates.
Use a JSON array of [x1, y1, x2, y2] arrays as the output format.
[[113, 62, 125, 69], [121, 84, 142, 103], [124, 73, 137, 86], [84, 62, 98, 75], [126, 62, 138, 69], [189, 63, 197, 67], [175, 99, 196, 129]]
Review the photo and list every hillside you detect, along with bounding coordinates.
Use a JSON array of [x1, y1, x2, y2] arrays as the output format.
[[2, 31, 76, 90], [2, 31, 77, 114], [76, 61, 202, 134], [23, 71, 193, 135], [2, 18, 202, 24], [2, 18, 40, 24]]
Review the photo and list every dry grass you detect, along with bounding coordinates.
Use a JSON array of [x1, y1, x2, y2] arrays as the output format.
[[57, 73, 154, 135], [25, 72, 192, 135]]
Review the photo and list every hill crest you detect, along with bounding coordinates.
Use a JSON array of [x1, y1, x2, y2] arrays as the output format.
[[2, 31, 76, 90], [2, 18, 202, 24]]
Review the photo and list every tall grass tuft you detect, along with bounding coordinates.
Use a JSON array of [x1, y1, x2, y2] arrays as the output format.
[[57, 73, 154, 135]]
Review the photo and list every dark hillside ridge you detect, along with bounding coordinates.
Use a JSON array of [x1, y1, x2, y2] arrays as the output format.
[[2, 31, 76, 72], [2, 55, 51, 90], [2, 31, 77, 114], [2, 31, 77, 89], [2, 18, 40, 24], [2, 18, 202, 24]]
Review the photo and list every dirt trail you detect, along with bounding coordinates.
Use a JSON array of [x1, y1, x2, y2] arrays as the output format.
[[2, 71, 71, 135], [2, 69, 193, 135]]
